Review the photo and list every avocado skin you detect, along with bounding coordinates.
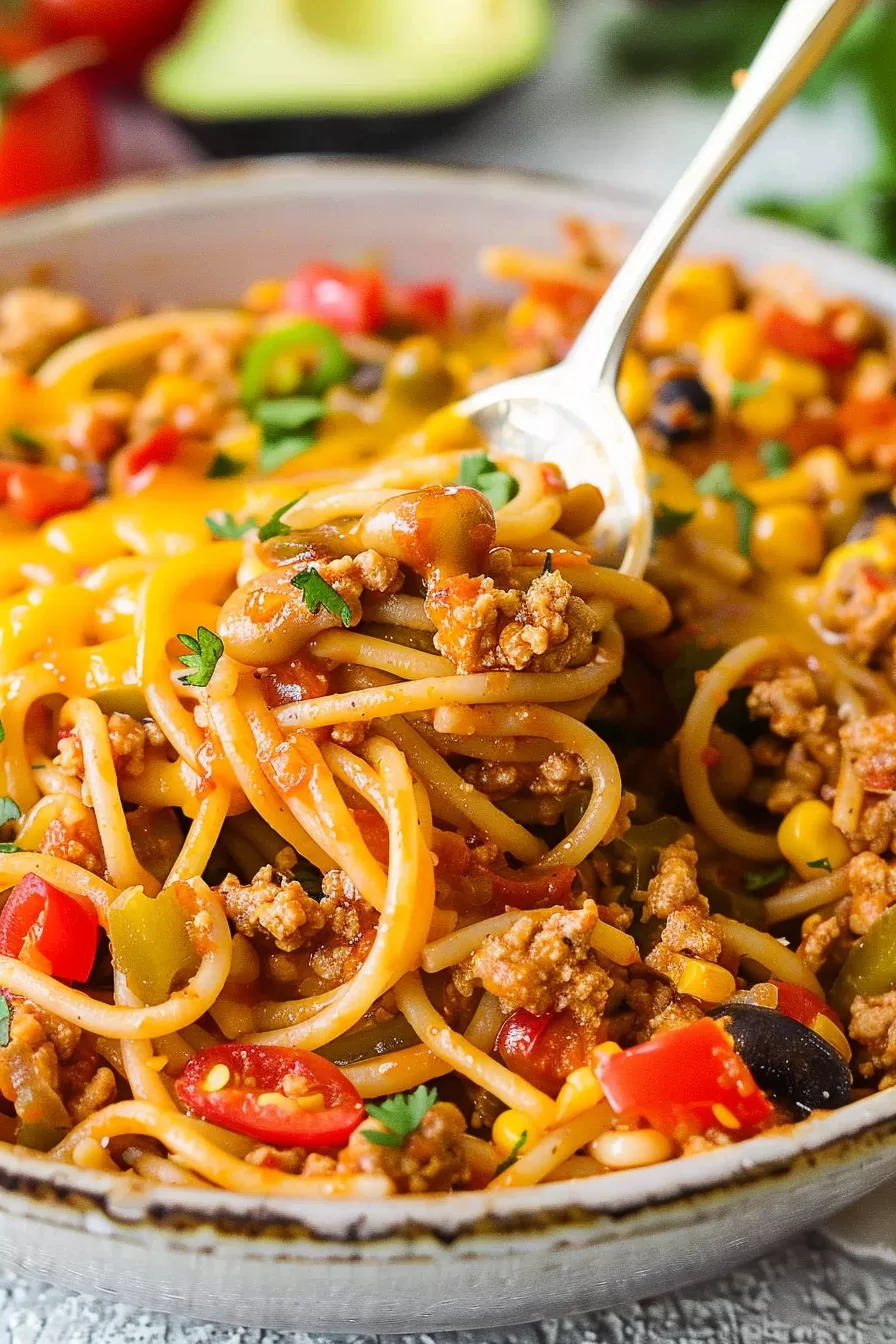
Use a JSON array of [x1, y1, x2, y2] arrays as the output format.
[[174, 88, 524, 159]]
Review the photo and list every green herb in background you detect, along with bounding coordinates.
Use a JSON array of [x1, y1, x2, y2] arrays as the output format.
[[609, 0, 896, 263]]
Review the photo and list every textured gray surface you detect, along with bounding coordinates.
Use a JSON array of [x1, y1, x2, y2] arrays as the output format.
[[0, 1234, 894, 1342]]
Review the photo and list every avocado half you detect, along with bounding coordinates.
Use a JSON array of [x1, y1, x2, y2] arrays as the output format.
[[148, 0, 552, 157]]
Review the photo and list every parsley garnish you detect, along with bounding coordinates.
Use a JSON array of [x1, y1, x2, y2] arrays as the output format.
[[260, 434, 317, 474], [254, 396, 326, 475], [808, 857, 833, 873], [458, 451, 519, 510], [695, 460, 755, 558], [742, 862, 789, 892], [206, 511, 258, 540], [206, 451, 246, 479], [291, 567, 352, 628], [654, 502, 696, 537], [0, 797, 20, 827], [758, 440, 792, 479], [177, 626, 224, 688], [0, 997, 9, 1048], [0, 844, 20, 854], [730, 378, 770, 409], [542, 550, 554, 574], [362, 1085, 438, 1148], [257, 498, 302, 543], [495, 1130, 528, 1175]]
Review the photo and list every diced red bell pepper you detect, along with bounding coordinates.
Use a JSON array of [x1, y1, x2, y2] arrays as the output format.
[[123, 425, 182, 477], [762, 306, 860, 373], [595, 1016, 773, 1138], [769, 979, 840, 1030], [284, 261, 387, 336], [3, 464, 91, 523], [496, 1008, 589, 1096], [175, 1043, 365, 1147], [389, 280, 453, 329], [0, 873, 99, 982], [490, 866, 576, 910]]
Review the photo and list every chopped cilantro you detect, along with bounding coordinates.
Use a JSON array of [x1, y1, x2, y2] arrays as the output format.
[[206, 511, 258, 540], [291, 567, 352, 628], [758, 440, 792, 479], [362, 1085, 439, 1148], [255, 397, 327, 435], [542, 550, 554, 574], [257, 498, 302, 542], [0, 998, 9, 1048], [654, 502, 696, 537], [177, 626, 224, 688], [0, 797, 20, 827], [259, 434, 317, 474], [495, 1130, 528, 1175], [695, 459, 755, 558], [730, 377, 770, 409], [457, 451, 519, 511], [205, 451, 246, 479], [742, 862, 789, 892], [807, 857, 833, 873], [0, 843, 20, 854]]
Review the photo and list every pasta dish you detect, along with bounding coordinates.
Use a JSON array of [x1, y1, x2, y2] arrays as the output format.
[[0, 224, 894, 1198]]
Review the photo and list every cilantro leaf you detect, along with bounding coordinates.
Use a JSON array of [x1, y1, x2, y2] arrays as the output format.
[[255, 397, 327, 436], [291, 567, 352, 628], [0, 997, 9, 1048], [495, 1130, 528, 1176], [260, 434, 317, 474], [807, 857, 833, 873], [742, 862, 789, 892], [177, 626, 224, 688], [0, 796, 20, 827], [542, 551, 553, 574], [695, 460, 755, 558], [363, 1085, 438, 1147], [457, 451, 519, 511], [730, 378, 770, 409], [758, 440, 792, 479], [257, 498, 303, 542], [654, 502, 696, 538], [0, 843, 20, 853], [206, 451, 246, 480], [206, 511, 258, 540]]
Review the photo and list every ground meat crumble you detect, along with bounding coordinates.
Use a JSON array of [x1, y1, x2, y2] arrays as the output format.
[[217, 865, 326, 953]]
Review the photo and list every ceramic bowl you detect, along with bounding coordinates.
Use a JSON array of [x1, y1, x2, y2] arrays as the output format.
[[0, 160, 894, 1333]]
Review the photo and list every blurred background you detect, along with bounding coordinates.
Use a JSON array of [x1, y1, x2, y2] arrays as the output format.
[[3, 0, 893, 259]]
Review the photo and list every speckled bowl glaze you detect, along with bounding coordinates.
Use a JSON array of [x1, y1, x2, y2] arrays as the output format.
[[0, 161, 895, 1332]]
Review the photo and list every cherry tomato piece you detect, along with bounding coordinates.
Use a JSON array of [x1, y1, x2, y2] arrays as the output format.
[[5, 464, 92, 522], [490, 866, 576, 910], [284, 262, 387, 336], [0, 873, 99, 982], [175, 1043, 365, 1148], [496, 1008, 589, 1096], [389, 280, 453, 329], [35, 0, 196, 83], [762, 307, 859, 373]]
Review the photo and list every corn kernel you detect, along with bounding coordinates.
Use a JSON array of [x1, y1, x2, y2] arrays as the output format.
[[257, 1092, 301, 1113], [640, 261, 738, 353], [700, 311, 761, 380], [759, 351, 827, 401], [711, 1103, 742, 1131], [750, 503, 825, 575], [674, 958, 737, 1004], [421, 408, 487, 454], [811, 1012, 852, 1062], [734, 384, 796, 436], [777, 799, 852, 881], [291, 1092, 327, 1112], [492, 1109, 543, 1158], [618, 350, 652, 423], [203, 1064, 231, 1093], [243, 277, 286, 313], [555, 1067, 604, 1125], [590, 920, 639, 966]]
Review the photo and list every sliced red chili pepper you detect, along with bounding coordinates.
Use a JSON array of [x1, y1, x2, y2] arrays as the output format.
[[5, 464, 92, 523], [769, 979, 841, 1029], [284, 261, 387, 336], [389, 280, 453, 329], [123, 425, 182, 477], [762, 307, 860, 373], [496, 1008, 589, 1096], [595, 1016, 773, 1138], [175, 1043, 365, 1147], [0, 873, 98, 982], [490, 866, 576, 910]]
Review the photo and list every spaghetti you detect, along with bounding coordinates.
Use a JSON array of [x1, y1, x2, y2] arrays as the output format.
[[0, 226, 894, 1198]]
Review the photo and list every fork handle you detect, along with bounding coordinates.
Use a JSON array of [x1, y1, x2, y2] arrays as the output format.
[[562, 0, 867, 386]]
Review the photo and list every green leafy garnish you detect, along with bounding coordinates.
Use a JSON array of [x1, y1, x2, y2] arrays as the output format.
[[362, 1085, 438, 1148], [654, 502, 696, 538], [0, 797, 20, 827], [542, 550, 553, 574], [257, 498, 302, 543], [458, 451, 519, 511], [8, 425, 42, 458], [255, 397, 327, 436], [729, 378, 770, 409], [206, 511, 258, 540], [742, 862, 789, 892], [291, 567, 352, 628], [0, 997, 9, 1048], [758, 440, 793, 479], [177, 626, 224, 688], [495, 1130, 528, 1175], [695, 460, 755, 558], [0, 843, 20, 854], [260, 434, 317, 474], [205, 451, 246, 480], [808, 857, 833, 873], [0, 717, 5, 744]]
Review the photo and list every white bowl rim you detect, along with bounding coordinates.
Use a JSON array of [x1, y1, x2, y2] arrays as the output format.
[[1, 156, 896, 1242]]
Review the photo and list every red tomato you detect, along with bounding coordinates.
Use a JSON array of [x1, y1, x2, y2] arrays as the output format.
[[490, 867, 575, 910], [123, 425, 182, 477], [284, 262, 387, 336], [837, 394, 896, 437], [35, 0, 196, 82], [0, 21, 102, 212], [5, 464, 92, 522], [389, 280, 453, 329], [175, 1043, 365, 1147], [769, 980, 840, 1030], [0, 873, 99, 982], [496, 1008, 588, 1096], [762, 307, 860, 373], [596, 1017, 773, 1139]]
